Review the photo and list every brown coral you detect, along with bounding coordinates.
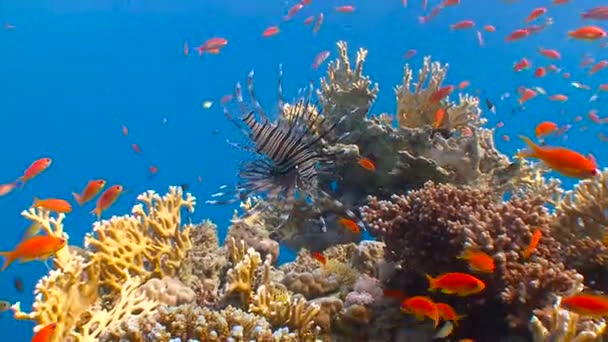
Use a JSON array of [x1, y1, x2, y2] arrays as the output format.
[[361, 181, 584, 338]]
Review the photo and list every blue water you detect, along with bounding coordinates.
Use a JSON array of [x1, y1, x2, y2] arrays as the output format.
[[0, 0, 606, 339]]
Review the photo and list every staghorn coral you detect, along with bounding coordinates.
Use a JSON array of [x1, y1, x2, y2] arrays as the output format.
[[361, 181, 585, 338], [84, 186, 195, 293], [318, 40, 379, 126], [395, 56, 485, 132], [530, 297, 607, 342]]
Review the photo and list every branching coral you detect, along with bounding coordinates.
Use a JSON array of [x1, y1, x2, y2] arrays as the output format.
[[318, 40, 379, 126], [361, 181, 585, 338], [84, 186, 195, 293]]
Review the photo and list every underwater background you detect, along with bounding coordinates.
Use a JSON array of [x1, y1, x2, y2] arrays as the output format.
[[1, 0, 608, 340]]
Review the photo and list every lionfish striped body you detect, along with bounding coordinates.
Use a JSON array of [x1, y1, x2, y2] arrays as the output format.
[[207, 66, 360, 232]]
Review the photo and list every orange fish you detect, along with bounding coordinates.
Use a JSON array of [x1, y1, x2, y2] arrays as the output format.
[[523, 229, 542, 259], [428, 85, 454, 103], [518, 88, 537, 104], [400, 296, 440, 327], [451, 20, 475, 30], [313, 12, 324, 34], [335, 5, 355, 13], [561, 293, 608, 317], [534, 67, 546, 77], [436, 302, 465, 326], [0, 182, 17, 196], [91, 185, 124, 219], [568, 26, 607, 40], [535, 121, 558, 140], [434, 107, 447, 128], [426, 272, 486, 296], [513, 58, 531, 72], [458, 80, 470, 89], [358, 157, 376, 172], [311, 251, 326, 265], [122, 125, 128, 136], [526, 7, 547, 22], [183, 41, 189, 56], [457, 249, 495, 273], [549, 94, 568, 102], [17, 158, 52, 186], [484, 25, 496, 32], [339, 217, 361, 234], [517, 135, 598, 178], [32, 322, 57, 342], [303, 16, 315, 25], [262, 26, 280, 37], [32, 198, 72, 213], [73, 179, 106, 206], [0, 235, 66, 271], [589, 60, 608, 75], [132, 143, 142, 153], [538, 47, 560, 60], [506, 28, 529, 42]]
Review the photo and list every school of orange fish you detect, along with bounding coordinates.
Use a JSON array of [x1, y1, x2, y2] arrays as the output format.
[[3, 0, 608, 341]]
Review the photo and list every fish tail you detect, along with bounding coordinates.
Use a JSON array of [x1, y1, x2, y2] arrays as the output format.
[[430, 309, 440, 328], [516, 135, 540, 159], [90, 207, 101, 220], [72, 192, 83, 206], [425, 274, 437, 292], [32, 196, 40, 207], [0, 251, 15, 272]]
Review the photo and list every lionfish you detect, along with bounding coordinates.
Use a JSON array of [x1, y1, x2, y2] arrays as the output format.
[[206, 66, 361, 232]]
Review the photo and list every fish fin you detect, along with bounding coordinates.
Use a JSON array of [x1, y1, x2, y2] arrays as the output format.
[[425, 274, 436, 291], [72, 192, 82, 206], [516, 135, 540, 159], [31, 196, 40, 208], [90, 207, 101, 220], [0, 252, 15, 272]]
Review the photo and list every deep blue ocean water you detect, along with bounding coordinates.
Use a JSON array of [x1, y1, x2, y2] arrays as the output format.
[[0, 0, 606, 339]]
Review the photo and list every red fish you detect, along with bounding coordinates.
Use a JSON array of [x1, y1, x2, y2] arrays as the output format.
[[358, 158, 376, 172], [506, 28, 530, 42], [131, 143, 142, 153], [484, 25, 496, 32], [451, 20, 474, 30], [0, 235, 66, 271], [32, 323, 57, 342], [534, 67, 546, 77], [336, 5, 355, 13], [517, 135, 598, 178], [426, 272, 486, 296], [569, 26, 607, 40], [457, 249, 495, 273], [518, 88, 538, 104], [428, 85, 454, 103], [284, 3, 304, 20], [313, 12, 324, 34], [513, 58, 531, 72], [561, 293, 608, 317], [401, 296, 440, 327], [311, 50, 330, 69], [73, 179, 106, 206], [523, 229, 542, 259], [549, 94, 568, 102], [582, 7, 608, 20], [526, 7, 547, 23], [303, 16, 314, 25], [91, 185, 125, 219], [311, 251, 326, 265], [589, 60, 608, 75], [263, 26, 280, 37], [17, 158, 52, 186], [339, 218, 361, 234], [0, 182, 17, 197], [538, 47, 561, 60]]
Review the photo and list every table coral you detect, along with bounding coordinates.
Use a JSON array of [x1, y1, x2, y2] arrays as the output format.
[[361, 181, 586, 338]]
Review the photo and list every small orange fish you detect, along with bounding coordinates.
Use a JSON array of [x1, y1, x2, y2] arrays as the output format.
[[0, 182, 17, 196], [122, 125, 128, 136], [458, 80, 470, 89], [535, 121, 558, 140], [17, 158, 52, 186], [436, 302, 465, 326], [132, 143, 142, 153], [518, 88, 538, 104], [358, 158, 376, 172], [183, 41, 189, 56], [534, 67, 546, 77], [523, 229, 542, 259], [400, 296, 440, 327], [335, 5, 355, 13], [513, 58, 531, 72], [32, 198, 72, 213], [506, 28, 530, 42], [91, 185, 124, 219], [561, 293, 608, 317], [0, 235, 66, 271], [517, 135, 598, 179], [484, 25, 496, 32], [450, 20, 475, 30], [457, 249, 495, 273], [428, 85, 454, 103], [339, 217, 361, 234], [311, 251, 326, 265], [426, 272, 486, 296], [568, 26, 607, 40], [526, 7, 547, 22], [434, 107, 447, 128], [32, 322, 57, 342], [549, 94, 568, 102], [262, 26, 280, 37], [73, 179, 106, 206]]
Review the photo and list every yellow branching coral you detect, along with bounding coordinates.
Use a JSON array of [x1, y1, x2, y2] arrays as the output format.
[[318, 40, 379, 123], [395, 56, 484, 131], [225, 247, 262, 306], [505, 160, 563, 206], [552, 168, 608, 239], [84, 186, 195, 292]]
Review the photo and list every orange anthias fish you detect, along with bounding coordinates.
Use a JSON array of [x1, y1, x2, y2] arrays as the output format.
[[428, 85, 455, 104], [426, 272, 486, 296], [73, 179, 107, 206], [568, 26, 607, 40], [0, 235, 66, 271], [339, 217, 361, 234], [31, 322, 57, 342], [523, 229, 542, 259], [434, 107, 447, 128], [561, 293, 608, 317], [535, 121, 558, 141], [436, 302, 465, 326], [401, 296, 440, 327], [32, 198, 72, 213], [358, 157, 376, 172], [17, 157, 52, 186], [91, 185, 124, 219], [526, 7, 547, 22], [311, 251, 326, 265], [517, 135, 598, 179], [457, 249, 495, 273]]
